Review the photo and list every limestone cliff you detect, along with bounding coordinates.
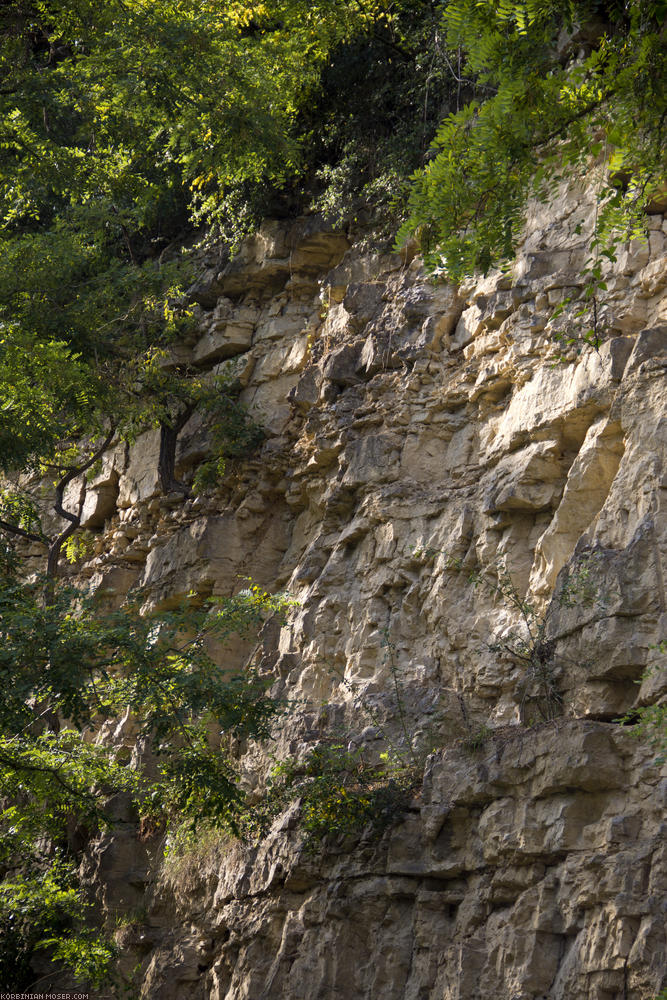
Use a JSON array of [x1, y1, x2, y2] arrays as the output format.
[[76, 182, 666, 999]]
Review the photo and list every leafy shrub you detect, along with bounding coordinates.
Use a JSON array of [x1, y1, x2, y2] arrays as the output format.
[[619, 642, 667, 764], [248, 742, 413, 853], [0, 855, 116, 991], [0, 572, 293, 986], [462, 725, 493, 754], [192, 378, 264, 493], [300, 1, 459, 240]]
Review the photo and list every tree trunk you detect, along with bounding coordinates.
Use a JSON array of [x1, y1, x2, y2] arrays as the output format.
[[158, 405, 194, 496]]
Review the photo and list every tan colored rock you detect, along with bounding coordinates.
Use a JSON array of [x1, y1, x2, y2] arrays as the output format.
[[193, 320, 254, 364], [530, 418, 625, 595], [135, 724, 664, 1000], [68, 195, 666, 999], [118, 429, 161, 508]]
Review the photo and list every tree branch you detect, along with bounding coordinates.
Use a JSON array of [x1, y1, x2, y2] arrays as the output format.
[[0, 749, 100, 804], [158, 404, 194, 496], [47, 426, 117, 581], [0, 517, 47, 545]]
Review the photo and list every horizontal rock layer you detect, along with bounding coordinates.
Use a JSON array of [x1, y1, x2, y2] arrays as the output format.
[[72, 189, 667, 999]]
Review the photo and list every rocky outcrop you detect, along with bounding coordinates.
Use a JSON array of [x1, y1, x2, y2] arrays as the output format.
[[76, 191, 666, 998], [140, 722, 665, 1000]]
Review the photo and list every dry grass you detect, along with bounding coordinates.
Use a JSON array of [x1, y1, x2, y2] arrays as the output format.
[[159, 821, 241, 893]]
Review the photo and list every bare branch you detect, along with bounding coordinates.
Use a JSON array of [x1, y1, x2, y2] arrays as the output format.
[[46, 426, 117, 581], [0, 517, 48, 545]]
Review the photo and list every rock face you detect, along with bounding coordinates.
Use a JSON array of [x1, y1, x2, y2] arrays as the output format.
[[75, 196, 666, 998], [141, 722, 665, 1000]]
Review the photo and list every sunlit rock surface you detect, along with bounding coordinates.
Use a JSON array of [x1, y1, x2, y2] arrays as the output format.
[[74, 194, 666, 999]]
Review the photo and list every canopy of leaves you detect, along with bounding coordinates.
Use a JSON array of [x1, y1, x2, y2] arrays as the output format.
[[398, 0, 667, 279], [0, 0, 402, 474], [299, 0, 460, 240], [0, 0, 463, 486], [0, 1, 453, 989]]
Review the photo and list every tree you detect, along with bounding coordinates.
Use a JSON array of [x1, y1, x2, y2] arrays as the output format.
[[0, 0, 398, 561], [398, 0, 667, 291], [0, 2, 375, 984], [0, 545, 291, 988]]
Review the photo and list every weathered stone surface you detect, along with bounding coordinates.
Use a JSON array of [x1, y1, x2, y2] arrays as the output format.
[[137, 724, 664, 1000], [73, 194, 666, 999], [139, 510, 291, 611], [118, 429, 161, 507], [193, 317, 254, 364], [322, 341, 364, 385]]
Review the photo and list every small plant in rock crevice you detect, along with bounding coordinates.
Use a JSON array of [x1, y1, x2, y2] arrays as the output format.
[[557, 551, 604, 610], [414, 545, 567, 726], [190, 377, 264, 495], [461, 724, 493, 754], [412, 546, 610, 726], [618, 641, 667, 764], [239, 626, 431, 853], [470, 565, 564, 724]]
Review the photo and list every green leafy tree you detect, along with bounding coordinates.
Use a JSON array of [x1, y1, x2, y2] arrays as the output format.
[[399, 0, 667, 291], [0, 0, 403, 571], [300, 0, 459, 238], [0, 0, 563, 987], [1, 6, 373, 982], [0, 558, 292, 989]]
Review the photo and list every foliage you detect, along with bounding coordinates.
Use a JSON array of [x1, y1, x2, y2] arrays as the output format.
[[0, 0, 434, 583], [469, 564, 564, 723], [0, 361, 264, 584], [627, 697, 667, 762], [1, 0, 334, 970], [243, 624, 430, 853], [0, 0, 405, 503], [301, 0, 460, 240], [558, 551, 602, 609], [619, 642, 667, 764], [414, 545, 569, 723], [0, 0, 452, 987], [191, 376, 265, 493], [398, 0, 667, 287], [0, 853, 117, 990], [8, 0, 665, 984], [0, 0, 372, 240], [0, 570, 292, 988], [246, 741, 413, 853], [461, 724, 493, 753]]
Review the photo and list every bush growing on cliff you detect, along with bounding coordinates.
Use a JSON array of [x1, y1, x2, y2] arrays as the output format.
[[0, 0, 445, 571], [299, 0, 460, 239], [619, 641, 667, 763], [243, 742, 414, 852], [0, 0, 410, 511]]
